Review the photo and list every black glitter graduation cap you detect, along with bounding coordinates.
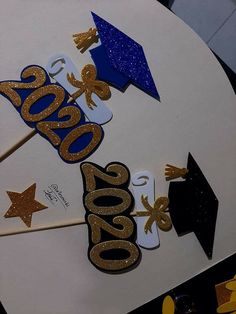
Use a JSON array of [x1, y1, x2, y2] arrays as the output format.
[[0, 302, 7, 314], [166, 153, 219, 259]]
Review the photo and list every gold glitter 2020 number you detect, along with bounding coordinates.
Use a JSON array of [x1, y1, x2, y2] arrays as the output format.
[[89, 240, 140, 271], [20, 83, 102, 162], [81, 162, 140, 272], [88, 214, 134, 244], [81, 163, 129, 192], [0, 65, 104, 163], [21, 85, 65, 122], [84, 188, 132, 215], [59, 123, 103, 162], [0, 66, 46, 107], [37, 106, 82, 146]]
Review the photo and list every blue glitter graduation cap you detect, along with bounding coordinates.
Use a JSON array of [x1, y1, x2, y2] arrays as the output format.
[[90, 12, 160, 100]]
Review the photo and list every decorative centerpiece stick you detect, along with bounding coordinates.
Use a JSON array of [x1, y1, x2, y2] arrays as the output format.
[[0, 212, 137, 237], [0, 129, 37, 163], [0, 64, 109, 164]]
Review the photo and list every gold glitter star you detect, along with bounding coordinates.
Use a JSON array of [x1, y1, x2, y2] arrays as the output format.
[[4, 183, 48, 228]]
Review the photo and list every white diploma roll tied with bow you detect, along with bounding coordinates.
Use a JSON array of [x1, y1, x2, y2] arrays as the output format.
[[46, 53, 113, 125], [131, 171, 160, 249]]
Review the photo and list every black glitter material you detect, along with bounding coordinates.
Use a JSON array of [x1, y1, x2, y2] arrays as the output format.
[[168, 153, 219, 259]]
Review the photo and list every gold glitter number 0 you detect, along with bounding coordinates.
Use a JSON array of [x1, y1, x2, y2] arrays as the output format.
[[0, 66, 47, 107], [81, 163, 129, 192], [89, 240, 140, 271], [59, 123, 103, 162], [88, 214, 134, 244], [21, 85, 65, 122], [85, 188, 132, 215], [36, 106, 82, 146]]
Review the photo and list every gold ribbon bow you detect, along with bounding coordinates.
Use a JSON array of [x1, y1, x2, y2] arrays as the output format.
[[136, 195, 171, 233], [67, 64, 111, 110]]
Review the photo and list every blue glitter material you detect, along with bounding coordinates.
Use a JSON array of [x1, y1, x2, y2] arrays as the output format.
[[91, 12, 160, 100], [90, 45, 129, 89], [0, 65, 104, 163]]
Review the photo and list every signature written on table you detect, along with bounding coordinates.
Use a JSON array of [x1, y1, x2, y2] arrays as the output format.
[[44, 184, 70, 209]]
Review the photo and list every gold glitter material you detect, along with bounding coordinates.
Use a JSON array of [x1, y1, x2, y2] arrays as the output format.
[[81, 163, 129, 192], [0, 66, 46, 107], [36, 106, 82, 146], [165, 164, 189, 181], [216, 275, 236, 313], [162, 295, 175, 314], [4, 183, 48, 228], [59, 123, 102, 162], [21, 66, 47, 88], [85, 188, 132, 215], [67, 64, 111, 109], [137, 195, 171, 232], [216, 280, 232, 310], [88, 214, 134, 244], [89, 240, 140, 271], [73, 28, 99, 53], [0, 82, 22, 107], [21, 85, 65, 122], [81, 162, 140, 271]]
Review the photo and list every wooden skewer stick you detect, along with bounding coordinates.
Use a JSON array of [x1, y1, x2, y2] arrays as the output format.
[[0, 212, 137, 237], [0, 129, 37, 163], [0, 217, 86, 237]]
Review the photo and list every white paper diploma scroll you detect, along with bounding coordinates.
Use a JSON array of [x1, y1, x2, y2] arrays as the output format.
[[131, 171, 160, 249], [46, 53, 113, 125]]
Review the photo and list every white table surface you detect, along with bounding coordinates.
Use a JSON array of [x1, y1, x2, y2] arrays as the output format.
[[0, 1, 236, 313]]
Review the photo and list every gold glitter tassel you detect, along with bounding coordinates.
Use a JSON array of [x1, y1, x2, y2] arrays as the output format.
[[165, 164, 189, 181], [73, 28, 99, 53]]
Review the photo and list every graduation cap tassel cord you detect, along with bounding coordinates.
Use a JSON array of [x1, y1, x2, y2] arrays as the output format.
[[165, 164, 189, 181], [73, 28, 99, 53], [0, 129, 37, 163]]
